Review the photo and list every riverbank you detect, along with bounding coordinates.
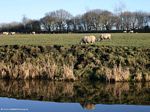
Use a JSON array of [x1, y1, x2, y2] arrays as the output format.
[[0, 45, 150, 81]]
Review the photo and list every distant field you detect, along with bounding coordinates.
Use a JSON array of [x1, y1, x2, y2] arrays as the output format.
[[0, 33, 150, 47]]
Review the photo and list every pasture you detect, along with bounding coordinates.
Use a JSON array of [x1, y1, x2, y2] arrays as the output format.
[[0, 33, 150, 47]]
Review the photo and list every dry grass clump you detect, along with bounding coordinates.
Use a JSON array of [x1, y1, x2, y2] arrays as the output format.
[[47, 63, 58, 79], [103, 65, 150, 82], [113, 65, 130, 82], [0, 62, 10, 79], [135, 72, 143, 81], [62, 65, 76, 81], [145, 73, 150, 81], [102, 65, 130, 82], [0, 59, 75, 81]]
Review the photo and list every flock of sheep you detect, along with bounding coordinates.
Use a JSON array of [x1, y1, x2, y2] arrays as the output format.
[[2, 32, 16, 35], [1, 30, 136, 45], [80, 30, 135, 44], [80, 33, 111, 44], [1, 32, 112, 44], [1, 32, 36, 35], [1, 31, 111, 44], [123, 30, 134, 33]]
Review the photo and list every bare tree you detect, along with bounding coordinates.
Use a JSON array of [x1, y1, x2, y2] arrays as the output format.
[[71, 15, 84, 32], [113, 15, 121, 30], [120, 11, 133, 30], [41, 9, 73, 32], [53, 9, 73, 32], [100, 10, 113, 30], [135, 11, 147, 29], [130, 12, 137, 30], [82, 11, 94, 31], [26, 20, 41, 32], [22, 16, 31, 27], [40, 12, 56, 32], [82, 9, 103, 31]]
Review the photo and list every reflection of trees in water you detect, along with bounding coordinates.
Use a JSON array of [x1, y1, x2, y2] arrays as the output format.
[[0, 80, 74, 100], [0, 80, 150, 105]]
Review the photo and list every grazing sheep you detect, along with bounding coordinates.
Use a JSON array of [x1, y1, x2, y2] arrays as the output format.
[[99, 33, 111, 41], [80, 35, 96, 44], [10, 32, 16, 35], [123, 31, 127, 33], [32, 32, 35, 35], [129, 30, 134, 33], [2, 32, 9, 35]]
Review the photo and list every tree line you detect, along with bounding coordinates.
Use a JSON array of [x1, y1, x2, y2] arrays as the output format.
[[0, 9, 150, 33]]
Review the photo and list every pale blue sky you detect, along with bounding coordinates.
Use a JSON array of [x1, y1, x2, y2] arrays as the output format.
[[0, 0, 150, 23]]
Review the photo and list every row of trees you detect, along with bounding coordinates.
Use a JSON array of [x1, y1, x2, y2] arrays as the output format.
[[0, 9, 150, 33]]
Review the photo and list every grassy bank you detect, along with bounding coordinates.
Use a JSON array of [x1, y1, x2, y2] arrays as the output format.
[[0, 45, 149, 81], [0, 33, 150, 47]]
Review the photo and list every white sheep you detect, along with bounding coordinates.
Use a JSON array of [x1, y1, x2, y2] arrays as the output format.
[[10, 32, 16, 35], [123, 31, 127, 33], [129, 30, 134, 33], [2, 32, 9, 35], [99, 33, 111, 40], [80, 35, 96, 44], [32, 32, 36, 35]]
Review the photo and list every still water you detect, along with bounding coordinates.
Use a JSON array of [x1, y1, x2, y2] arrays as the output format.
[[0, 80, 150, 112]]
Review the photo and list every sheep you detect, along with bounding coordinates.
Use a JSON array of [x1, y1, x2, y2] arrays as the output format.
[[123, 31, 127, 33], [99, 33, 111, 41], [32, 32, 35, 35], [129, 30, 134, 33], [2, 32, 9, 35], [10, 32, 16, 35], [80, 35, 96, 44]]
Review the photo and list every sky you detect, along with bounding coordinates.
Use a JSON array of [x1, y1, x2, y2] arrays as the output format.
[[0, 0, 150, 23]]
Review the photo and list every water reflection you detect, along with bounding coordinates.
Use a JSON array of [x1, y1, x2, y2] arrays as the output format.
[[0, 80, 150, 108]]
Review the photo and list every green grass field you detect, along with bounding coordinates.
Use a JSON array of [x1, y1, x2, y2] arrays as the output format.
[[0, 33, 150, 47]]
